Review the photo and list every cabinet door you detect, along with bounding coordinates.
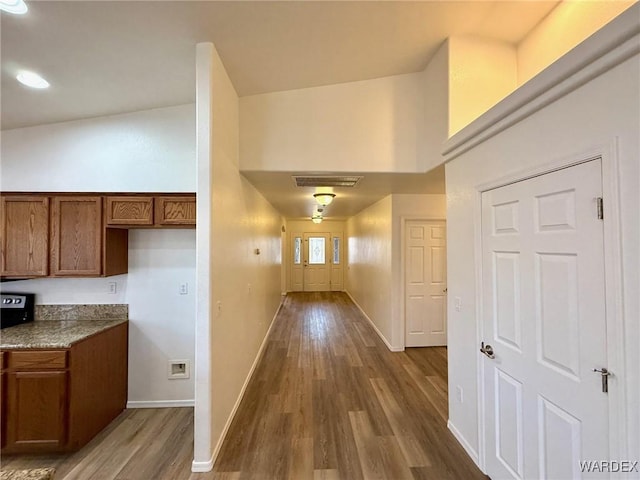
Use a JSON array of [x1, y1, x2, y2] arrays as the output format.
[[50, 197, 102, 276], [106, 196, 153, 226], [155, 196, 196, 225], [1, 370, 5, 448], [0, 196, 49, 277], [4, 370, 68, 452]]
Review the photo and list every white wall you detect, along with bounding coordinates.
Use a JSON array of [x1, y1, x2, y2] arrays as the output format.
[[419, 41, 449, 172], [0, 104, 197, 406], [448, 36, 517, 136], [126, 229, 196, 405], [390, 194, 446, 349], [517, 1, 636, 85], [240, 73, 424, 173], [1, 104, 195, 192], [197, 43, 284, 468], [445, 44, 639, 464], [346, 196, 393, 344]]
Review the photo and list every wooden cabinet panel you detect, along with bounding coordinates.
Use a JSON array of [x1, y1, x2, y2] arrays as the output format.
[[7, 350, 67, 370], [68, 322, 128, 450], [1, 371, 5, 448], [155, 196, 196, 225], [0, 196, 49, 277], [50, 197, 102, 276], [106, 196, 153, 225], [5, 370, 68, 452]]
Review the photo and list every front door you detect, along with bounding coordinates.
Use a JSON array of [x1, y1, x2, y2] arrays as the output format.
[[481, 160, 609, 479], [404, 220, 447, 347], [303, 233, 330, 292]]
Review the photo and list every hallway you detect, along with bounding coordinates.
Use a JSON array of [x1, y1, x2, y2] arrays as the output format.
[[204, 292, 485, 479], [0, 292, 486, 479]]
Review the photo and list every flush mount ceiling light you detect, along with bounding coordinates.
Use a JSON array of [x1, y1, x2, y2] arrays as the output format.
[[313, 193, 336, 206], [0, 0, 28, 14], [311, 215, 323, 224], [16, 71, 49, 89]]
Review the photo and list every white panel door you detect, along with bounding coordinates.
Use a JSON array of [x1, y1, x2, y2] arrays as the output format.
[[303, 233, 330, 292], [482, 160, 608, 479], [405, 220, 447, 347]]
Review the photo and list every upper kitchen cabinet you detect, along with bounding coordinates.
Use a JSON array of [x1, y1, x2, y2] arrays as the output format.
[[50, 196, 104, 276], [0, 196, 50, 277], [155, 196, 196, 226], [106, 196, 154, 226], [49, 196, 128, 277], [105, 194, 195, 227]]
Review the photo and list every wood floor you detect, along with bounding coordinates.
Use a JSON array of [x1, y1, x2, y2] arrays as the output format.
[[1, 292, 486, 480]]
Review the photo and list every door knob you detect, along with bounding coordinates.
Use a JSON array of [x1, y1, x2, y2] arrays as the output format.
[[480, 342, 495, 359]]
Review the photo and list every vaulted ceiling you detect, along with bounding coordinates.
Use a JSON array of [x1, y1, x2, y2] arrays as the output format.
[[1, 1, 559, 130], [1, 1, 561, 218]]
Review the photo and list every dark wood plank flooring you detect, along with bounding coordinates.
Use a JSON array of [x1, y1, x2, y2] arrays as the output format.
[[1, 292, 486, 480]]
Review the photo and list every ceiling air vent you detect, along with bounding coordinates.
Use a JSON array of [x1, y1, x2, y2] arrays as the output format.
[[292, 175, 363, 188]]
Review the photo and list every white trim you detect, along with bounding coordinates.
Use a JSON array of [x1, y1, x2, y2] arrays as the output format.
[[346, 290, 403, 352], [207, 298, 285, 466], [472, 187, 487, 472], [442, 6, 640, 162], [127, 400, 195, 409], [400, 215, 447, 350], [448, 420, 480, 467], [474, 142, 627, 473], [191, 456, 214, 473], [599, 139, 627, 461]]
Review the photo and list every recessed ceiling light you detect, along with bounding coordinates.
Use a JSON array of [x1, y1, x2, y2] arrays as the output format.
[[0, 0, 28, 15], [17, 71, 50, 89]]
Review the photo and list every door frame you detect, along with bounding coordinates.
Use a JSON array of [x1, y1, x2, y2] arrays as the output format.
[[472, 140, 627, 473], [400, 215, 446, 351]]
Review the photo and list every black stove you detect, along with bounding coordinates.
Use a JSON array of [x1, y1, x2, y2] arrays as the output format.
[[0, 292, 35, 329]]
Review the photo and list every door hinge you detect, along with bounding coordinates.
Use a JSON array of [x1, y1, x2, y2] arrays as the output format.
[[597, 197, 604, 220]]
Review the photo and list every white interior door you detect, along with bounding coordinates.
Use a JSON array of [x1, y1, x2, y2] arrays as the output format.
[[303, 233, 330, 292], [405, 220, 447, 347], [481, 160, 609, 479]]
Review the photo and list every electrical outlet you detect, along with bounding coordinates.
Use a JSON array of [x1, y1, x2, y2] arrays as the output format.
[[457, 386, 464, 403], [179, 283, 188, 295], [108, 282, 117, 294], [454, 297, 462, 312]]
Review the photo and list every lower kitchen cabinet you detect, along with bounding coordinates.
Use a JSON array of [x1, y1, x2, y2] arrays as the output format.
[[0, 322, 128, 454], [5, 370, 68, 451]]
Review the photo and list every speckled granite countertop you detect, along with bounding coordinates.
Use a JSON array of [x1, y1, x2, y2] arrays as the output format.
[[0, 319, 127, 349]]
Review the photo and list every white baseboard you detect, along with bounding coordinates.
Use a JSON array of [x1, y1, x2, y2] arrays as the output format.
[[447, 420, 480, 467], [206, 297, 284, 469], [345, 291, 403, 352], [127, 400, 194, 409], [191, 456, 214, 473]]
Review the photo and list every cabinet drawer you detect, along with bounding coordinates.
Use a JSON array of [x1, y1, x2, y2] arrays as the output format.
[[155, 196, 196, 225], [7, 350, 67, 370], [106, 196, 153, 226]]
